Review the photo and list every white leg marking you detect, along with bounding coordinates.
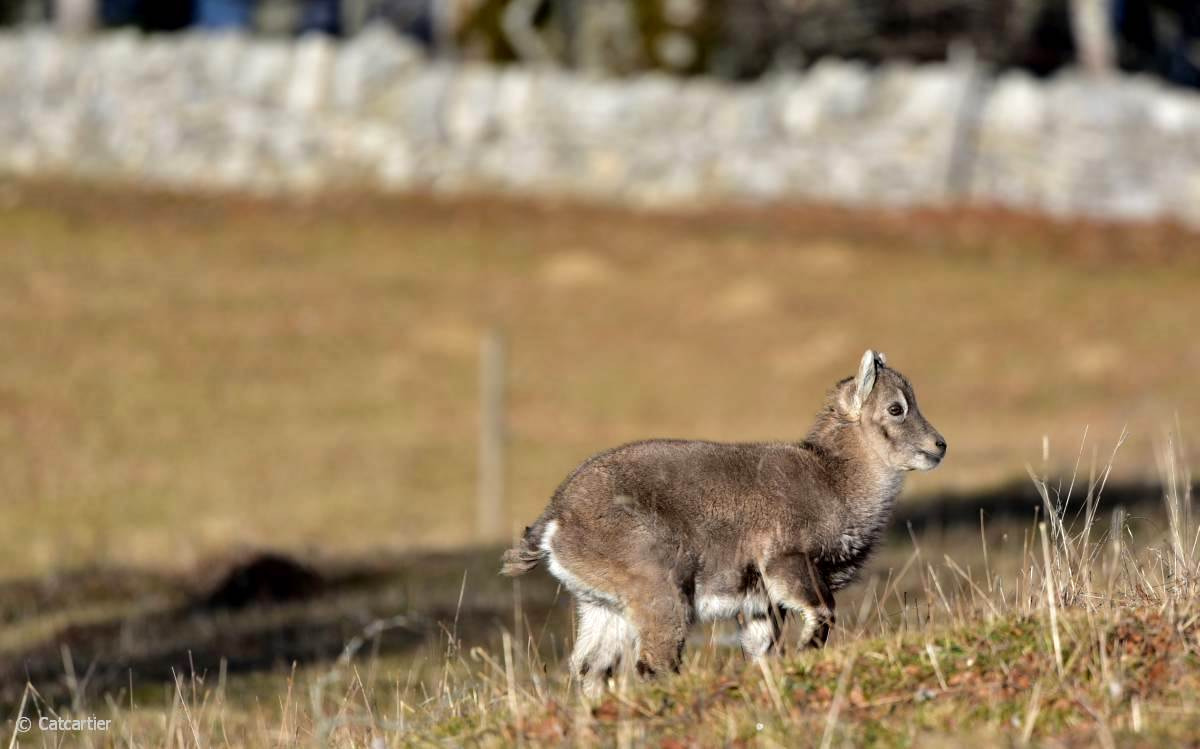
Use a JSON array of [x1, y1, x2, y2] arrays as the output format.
[[696, 594, 744, 622], [739, 617, 777, 657], [793, 604, 819, 646], [571, 601, 637, 698], [696, 591, 770, 623]]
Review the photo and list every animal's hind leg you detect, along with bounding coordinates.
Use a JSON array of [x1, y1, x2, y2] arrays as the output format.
[[626, 587, 690, 678], [570, 601, 637, 698]]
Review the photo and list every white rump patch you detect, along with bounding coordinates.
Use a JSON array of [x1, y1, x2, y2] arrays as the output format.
[[540, 520, 619, 607]]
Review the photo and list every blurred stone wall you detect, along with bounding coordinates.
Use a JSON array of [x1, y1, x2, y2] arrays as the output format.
[[1, 27, 1199, 224]]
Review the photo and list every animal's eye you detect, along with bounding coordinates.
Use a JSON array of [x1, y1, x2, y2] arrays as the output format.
[[887, 403, 904, 417]]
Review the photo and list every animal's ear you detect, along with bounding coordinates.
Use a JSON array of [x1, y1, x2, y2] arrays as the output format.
[[845, 349, 879, 420]]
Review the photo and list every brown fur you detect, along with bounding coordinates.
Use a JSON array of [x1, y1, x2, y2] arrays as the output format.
[[501, 350, 945, 695]]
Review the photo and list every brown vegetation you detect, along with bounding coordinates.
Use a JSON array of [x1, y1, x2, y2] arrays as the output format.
[[2, 180, 1198, 580]]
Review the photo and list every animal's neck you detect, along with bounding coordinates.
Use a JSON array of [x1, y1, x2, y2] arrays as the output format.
[[803, 407, 904, 573], [804, 407, 904, 506]]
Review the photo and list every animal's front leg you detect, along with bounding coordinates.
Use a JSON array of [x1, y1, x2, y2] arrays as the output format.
[[738, 602, 787, 657], [762, 553, 836, 648]]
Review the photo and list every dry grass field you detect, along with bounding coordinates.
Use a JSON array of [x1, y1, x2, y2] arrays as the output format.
[[1, 180, 1198, 578], [2, 179, 1200, 746]]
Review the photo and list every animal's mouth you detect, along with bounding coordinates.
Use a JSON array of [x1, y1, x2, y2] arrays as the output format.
[[897, 453, 941, 471], [913, 451, 943, 469]]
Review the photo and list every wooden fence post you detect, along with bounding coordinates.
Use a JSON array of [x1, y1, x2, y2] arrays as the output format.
[[1069, 0, 1115, 76], [945, 41, 989, 201], [478, 329, 506, 542], [53, 0, 97, 35]]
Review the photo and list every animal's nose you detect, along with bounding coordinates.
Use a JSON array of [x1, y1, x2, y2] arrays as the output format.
[[934, 438, 947, 455]]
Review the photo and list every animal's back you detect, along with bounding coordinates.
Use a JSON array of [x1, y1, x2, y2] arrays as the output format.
[[551, 438, 825, 535], [501, 438, 831, 581]]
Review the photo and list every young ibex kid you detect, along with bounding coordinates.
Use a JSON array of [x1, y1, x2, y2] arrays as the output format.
[[501, 350, 946, 696]]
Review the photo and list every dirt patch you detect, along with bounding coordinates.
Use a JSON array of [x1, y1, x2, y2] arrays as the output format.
[[197, 553, 325, 611]]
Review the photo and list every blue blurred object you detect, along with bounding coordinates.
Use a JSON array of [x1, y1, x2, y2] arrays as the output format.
[[366, 0, 434, 47], [298, 0, 341, 35], [1113, 0, 1200, 87], [101, 0, 140, 26], [196, 0, 253, 29], [194, 0, 342, 35]]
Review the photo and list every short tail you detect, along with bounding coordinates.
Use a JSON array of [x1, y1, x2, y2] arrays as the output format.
[[500, 516, 550, 577]]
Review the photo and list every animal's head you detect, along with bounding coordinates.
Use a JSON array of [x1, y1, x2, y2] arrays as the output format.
[[835, 349, 946, 471]]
